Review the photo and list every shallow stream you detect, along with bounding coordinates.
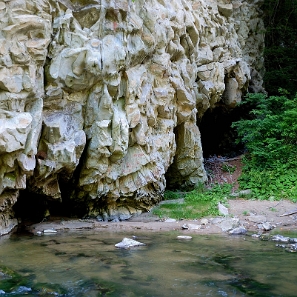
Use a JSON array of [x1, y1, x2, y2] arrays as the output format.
[[0, 230, 296, 296]]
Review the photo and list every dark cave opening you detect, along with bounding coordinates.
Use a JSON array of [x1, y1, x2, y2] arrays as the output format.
[[13, 189, 70, 224], [198, 104, 246, 158]]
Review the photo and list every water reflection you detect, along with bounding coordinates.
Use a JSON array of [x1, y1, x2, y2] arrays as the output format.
[[0, 231, 296, 296]]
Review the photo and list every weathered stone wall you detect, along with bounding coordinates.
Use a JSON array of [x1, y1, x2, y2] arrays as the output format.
[[0, 0, 264, 232]]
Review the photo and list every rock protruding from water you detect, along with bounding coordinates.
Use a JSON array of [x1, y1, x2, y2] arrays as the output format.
[[177, 235, 192, 240], [115, 238, 146, 249], [229, 227, 247, 235], [272, 234, 297, 252]]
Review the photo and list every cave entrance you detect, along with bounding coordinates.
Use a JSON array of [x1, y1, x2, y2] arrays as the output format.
[[198, 104, 246, 158]]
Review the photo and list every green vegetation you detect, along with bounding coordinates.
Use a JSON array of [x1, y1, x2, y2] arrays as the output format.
[[163, 190, 182, 200], [153, 184, 232, 219], [232, 92, 297, 202], [262, 0, 297, 95]]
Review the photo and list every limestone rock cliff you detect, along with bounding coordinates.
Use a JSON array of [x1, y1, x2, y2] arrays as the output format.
[[0, 0, 264, 233]]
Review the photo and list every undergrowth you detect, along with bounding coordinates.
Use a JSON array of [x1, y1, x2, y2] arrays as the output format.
[[153, 184, 232, 220], [232, 91, 297, 202]]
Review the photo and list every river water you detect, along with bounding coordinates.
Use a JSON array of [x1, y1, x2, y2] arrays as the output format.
[[0, 230, 296, 296]]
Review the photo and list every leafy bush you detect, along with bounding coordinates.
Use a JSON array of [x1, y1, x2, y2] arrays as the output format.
[[163, 190, 182, 200], [232, 92, 297, 201], [232, 92, 297, 169]]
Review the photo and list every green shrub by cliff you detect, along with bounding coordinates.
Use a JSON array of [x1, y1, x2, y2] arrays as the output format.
[[232, 91, 297, 201], [262, 0, 297, 95]]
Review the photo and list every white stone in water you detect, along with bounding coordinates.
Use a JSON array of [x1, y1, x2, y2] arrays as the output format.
[[115, 238, 146, 249], [43, 229, 57, 234], [177, 235, 192, 240]]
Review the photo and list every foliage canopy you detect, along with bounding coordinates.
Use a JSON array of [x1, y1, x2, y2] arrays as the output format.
[[262, 0, 297, 95]]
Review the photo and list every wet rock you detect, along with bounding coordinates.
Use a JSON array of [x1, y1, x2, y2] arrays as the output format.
[[289, 238, 297, 243], [276, 243, 297, 253], [115, 238, 146, 249], [263, 222, 274, 231], [216, 218, 239, 232], [229, 227, 247, 235], [12, 286, 32, 294], [177, 235, 192, 240], [271, 235, 290, 243], [286, 243, 297, 252], [43, 229, 57, 234], [182, 224, 189, 230]]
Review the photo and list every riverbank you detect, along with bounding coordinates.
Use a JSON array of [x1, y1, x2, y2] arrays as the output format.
[[25, 199, 297, 236]]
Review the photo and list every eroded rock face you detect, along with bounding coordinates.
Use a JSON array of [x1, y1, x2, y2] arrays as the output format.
[[0, 0, 264, 229]]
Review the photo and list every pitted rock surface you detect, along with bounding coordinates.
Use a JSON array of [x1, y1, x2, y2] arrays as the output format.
[[0, 0, 264, 234]]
